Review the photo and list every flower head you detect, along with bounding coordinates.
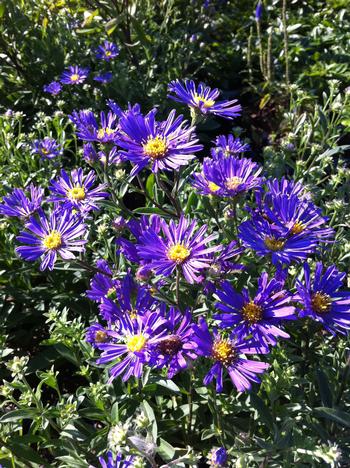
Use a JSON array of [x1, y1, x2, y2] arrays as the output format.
[[296, 262, 350, 335], [168, 80, 241, 120], [213, 134, 250, 157], [193, 156, 262, 198], [48, 168, 109, 213], [43, 81, 62, 96], [96, 312, 167, 382], [32, 137, 62, 159], [149, 308, 199, 378], [207, 447, 228, 467], [214, 272, 295, 346], [95, 41, 120, 61], [193, 317, 269, 392], [136, 216, 221, 283], [0, 184, 44, 219], [255, 1, 263, 20], [16, 209, 87, 271], [94, 72, 113, 84], [239, 195, 333, 265], [118, 108, 202, 175], [60, 65, 89, 85], [98, 451, 134, 468], [70, 110, 119, 143]]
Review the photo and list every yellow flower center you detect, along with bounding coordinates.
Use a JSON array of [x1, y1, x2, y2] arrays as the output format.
[[225, 176, 243, 190], [127, 334, 147, 352], [97, 127, 115, 139], [105, 51, 112, 57], [241, 301, 263, 323], [212, 338, 237, 366], [95, 330, 108, 343], [311, 292, 332, 314], [143, 136, 167, 159], [193, 93, 215, 108], [167, 243, 191, 263], [41, 148, 49, 154], [67, 185, 86, 201], [71, 73, 80, 82], [43, 230, 62, 250], [290, 221, 304, 235], [208, 181, 220, 193], [264, 236, 286, 251]]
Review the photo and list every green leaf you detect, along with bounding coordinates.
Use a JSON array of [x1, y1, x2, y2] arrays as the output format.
[[0, 408, 38, 422], [7, 442, 49, 466], [314, 407, 350, 428], [133, 207, 172, 216], [157, 438, 175, 461], [249, 394, 274, 431], [259, 93, 271, 110], [316, 369, 333, 408]]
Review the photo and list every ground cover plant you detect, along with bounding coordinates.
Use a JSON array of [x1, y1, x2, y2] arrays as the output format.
[[0, 0, 349, 467]]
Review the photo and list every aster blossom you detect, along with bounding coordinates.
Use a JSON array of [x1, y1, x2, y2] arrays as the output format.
[[48, 168, 109, 213], [295, 262, 350, 335], [32, 137, 62, 159], [118, 108, 202, 176], [69, 110, 119, 143], [136, 215, 222, 284], [193, 317, 269, 392], [192, 155, 263, 198], [0, 184, 44, 218], [16, 209, 87, 271], [95, 41, 120, 61], [239, 194, 333, 265], [60, 65, 89, 85], [149, 308, 199, 378], [96, 312, 167, 382], [214, 272, 295, 346], [207, 447, 228, 467], [43, 81, 62, 96], [212, 134, 250, 157], [94, 72, 113, 84], [168, 79, 242, 120], [97, 451, 134, 468]]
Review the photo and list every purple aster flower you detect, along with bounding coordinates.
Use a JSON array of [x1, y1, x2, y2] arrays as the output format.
[[255, 1, 263, 20], [70, 110, 119, 143], [32, 137, 62, 159], [239, 195, 333, 265], [97, 451, 134, 468], [96, 312, 167, 382], [136, 216, 221, 284], [108, 101, 142, 119], [295, 262, 350, 335], [86, 260, 117, 303], [16, 209, 87, 271], [149, 308, 198, 378], [192, 156, 263, 198], [192, 317, 269, 392], [118, 108, 202, 176], [48, 168, 109, 212], [60, 65, 89, 85], [0, 184, 44, 219], [213, 134, 250, 157], [43, 81, 62, 96], [207, 447, 228, 467], [95, 41, 120, 61], [97, 272, 158, 322], [83, 143, 99, 164], [168, 80, 242, 120], [86, 323, 111, 348], [214, 273, 295, 346], [94, 72, 113, 84]]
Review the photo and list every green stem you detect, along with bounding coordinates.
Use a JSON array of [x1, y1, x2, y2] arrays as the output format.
[[282, 0, 290, 86]]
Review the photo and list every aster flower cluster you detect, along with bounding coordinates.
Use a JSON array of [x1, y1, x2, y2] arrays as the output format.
[[7, 76, 350, 466]]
